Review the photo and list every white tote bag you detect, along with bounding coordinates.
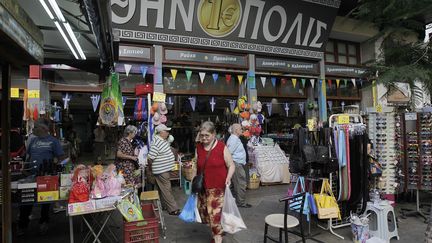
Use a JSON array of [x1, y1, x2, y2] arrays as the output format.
[[221, 186, 247, 234]]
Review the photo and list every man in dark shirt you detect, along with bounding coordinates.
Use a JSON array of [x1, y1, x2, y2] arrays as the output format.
[[18, 119, 65, 236]]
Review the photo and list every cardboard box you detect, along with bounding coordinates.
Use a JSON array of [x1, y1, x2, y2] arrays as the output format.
[[60, 174, 72, 187], [94, 196, 122, 209], [37, 176, 59, 192], [37, 191, 59, 202], [59, 186, 71, 200], [68, 200, 96, 214]]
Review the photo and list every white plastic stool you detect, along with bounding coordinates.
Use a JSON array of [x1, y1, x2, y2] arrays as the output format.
[[364, 201, 399, 242]]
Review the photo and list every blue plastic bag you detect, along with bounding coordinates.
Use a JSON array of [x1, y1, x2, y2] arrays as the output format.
[[179, 194, 196, 223], [289, 176, 311, 221]]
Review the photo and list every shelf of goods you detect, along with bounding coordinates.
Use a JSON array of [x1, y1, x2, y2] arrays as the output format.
[[419, 113, 432, 190]]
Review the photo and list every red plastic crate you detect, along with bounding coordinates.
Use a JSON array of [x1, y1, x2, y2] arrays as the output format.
[[124, 203, 159, 243]]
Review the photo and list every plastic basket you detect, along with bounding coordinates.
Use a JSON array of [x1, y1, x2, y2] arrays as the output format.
[[124, 203, 159, 243], [248, 177, 260, 189]]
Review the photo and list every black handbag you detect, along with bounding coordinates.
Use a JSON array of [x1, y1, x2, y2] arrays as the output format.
[[192, 140, 215, 194]]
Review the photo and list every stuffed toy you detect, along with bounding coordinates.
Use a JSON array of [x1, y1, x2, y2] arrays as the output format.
[[69, 165, 92, 203], [91, 165, 106, 199], [104, 164, 122, 196]]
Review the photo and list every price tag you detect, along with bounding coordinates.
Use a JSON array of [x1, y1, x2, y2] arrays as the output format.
[[10, 88, 19, 98], [376, 105, 383, 113], [28, 90, 40, 98], [152, 92, 166, 102], [307, 119, 316, 130], [337, 114, 350, 124]]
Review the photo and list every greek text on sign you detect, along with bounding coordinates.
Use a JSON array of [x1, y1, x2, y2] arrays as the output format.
[[28, 90, 40, 98], [337, 115, 350, 124], [11, 88, 19, 98], [111, 0, 340, 59], [153, 92, 166, 102]]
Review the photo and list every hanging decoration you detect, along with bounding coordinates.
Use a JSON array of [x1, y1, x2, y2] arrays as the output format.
[[62, 93, 71, 109], [310, 79, 315, 89], [301, 78, 306, 88], [336, 79, 340, 88], [344, 79, 348, 87], [122, 96, 127, 106], [260, 77, 266, 87], [266, 102, 272, 116], [351, 78, 356, 87], [99, 73, 124, 126], [90, 94, 101, 112], [271, 77, 276, 87], [229, 99, 237, 113], [328, 79, 332, 87], [328, 101, 333, 111], [167, 96, 174, 106], [171, 69, 178, 81], [185, 70, 192, 82], [291, 78, 297, 88], [281, 78, 287, 85], [53, 102, 61, 122], [299, 102, 305, 115], [188, 96, 196, 111], [341, 101, 345, 112], [124, 64, 132, 76], [210, 97, 216, 112], [140, 66, 148, 78], [133, 97, 147, 121], [212, 73, 219, 84], [284, 103, 289, 117], [199, 72, 206, 84], [225, 74, 232, 84], [237, 75, 244, 84], [359, 79, 363, 87]]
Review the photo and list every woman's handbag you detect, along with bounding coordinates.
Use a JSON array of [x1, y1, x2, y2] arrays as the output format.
[[135, 83, 153, 96], [192, 140, 215, 194], [313, 179, 341, 219], [288, 176, 311, 221]]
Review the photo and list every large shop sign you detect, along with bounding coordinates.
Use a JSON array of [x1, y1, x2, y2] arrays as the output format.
[[256, 57, 319, 74], [111, 0, 340, 59], [325, 64, 366, 77]]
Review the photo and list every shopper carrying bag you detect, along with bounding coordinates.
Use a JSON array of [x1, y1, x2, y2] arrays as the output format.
[[221, 185, 247, 234], [314, 179, 341, 219]]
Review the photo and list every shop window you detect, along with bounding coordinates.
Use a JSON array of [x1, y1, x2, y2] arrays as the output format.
[[257, 77, 277, 97], [279, 78, 305, 97], [119, 73, 154, 91], [325, 40, 360, 65], [339, 83, 359, 97]]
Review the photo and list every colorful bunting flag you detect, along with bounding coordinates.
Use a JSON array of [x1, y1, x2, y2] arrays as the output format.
[[327, 101, 333, 110], [260, 77, 266, 87], [237, 75, 244, 84], [124, 64, 132, 76], [62, 93, 71, 109], [281, 78, 287, 85], [328, 79, 332, 87], [199, 72, 206, 84], [310, 79, 315, 89], [140, 66, 148, 78], [167, 96, 174, 106], [266, 102, 272, 116], [229, 99, 237, 113], [122, 96, 127, 106], [344, 79, 348, 87], [185, 70, 192, 81], [271, 77, 276, 87], [341, 101, 345, 112], [53, 102, 61, 122], [351, 78, 356, 87], [212, 73, 219, 83], [210, 97, 216, 112], [171, 69, 178, 80], [284, 103, 289, 117], [301, 79, 306, 88], [189, 96, 196, 111], [225, 74, 232, 84], [336, 79, 340, 88], [291, 78, 297, 88]]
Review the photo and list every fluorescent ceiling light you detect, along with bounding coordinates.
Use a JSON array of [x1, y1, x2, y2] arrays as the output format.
[[39, 0, 54, 19], [54, 21, 79, 59], [64, 22, 86, 60], [48, 0, 65, 22]]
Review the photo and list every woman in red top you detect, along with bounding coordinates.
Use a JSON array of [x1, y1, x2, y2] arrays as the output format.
[[196, 121, 235, 243]]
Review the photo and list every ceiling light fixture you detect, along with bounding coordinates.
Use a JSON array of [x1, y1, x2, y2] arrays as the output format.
[[39, 0, 86, 60]]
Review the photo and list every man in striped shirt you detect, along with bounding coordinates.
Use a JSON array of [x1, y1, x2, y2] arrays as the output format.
[[148, 124, 180, 215]]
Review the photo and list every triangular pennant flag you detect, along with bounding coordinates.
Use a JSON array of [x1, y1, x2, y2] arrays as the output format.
[[291, 78, 297, 88], [229, 100, 237, 113], [344, 79, 348, 87], [53, 102, 61, 122], [327, 101, 333, 110], [225, 74, 232, 84], [140, 66, 148, 78], [260, 77, 266, 87], [310, 79, 315, 89], [212, 73, 219, 84], [171, 69, 178, 80], [62, 93, 71, 109], [122, 96, 127, 106], [167, 96, 174, 106], [189, 96, 196, 111], [328, 79, 332, 87], [336, 79, 340, 88], [124, 64, 132, 76], [237, 75, 244, 84], [281, 78, 287, 85], [210, 97, 216, 112], [266, 102, 272, 116], [185, 70, 192, 82], [284, 103, 289, 117], [359, 79, 363, 87], [351, 78, 356, 87], [298, 103, 305, 115], [90, 94, 101, 112], [341, 101, 345, 112], [271, 77, 276, 87], [199, 72, 206, 84], [301, 79, 306, 88]]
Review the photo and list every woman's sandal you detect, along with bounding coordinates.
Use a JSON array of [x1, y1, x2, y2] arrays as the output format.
[[168, 209, 181, 216]]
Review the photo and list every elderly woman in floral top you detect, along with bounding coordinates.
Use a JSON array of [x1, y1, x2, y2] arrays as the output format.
[[116, 125, 140, 186]]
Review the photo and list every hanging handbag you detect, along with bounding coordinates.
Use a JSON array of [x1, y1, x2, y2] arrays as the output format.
[[192, 140, 215, 194], [288, 176, 311, 221], [313, 179, 340, 219], [135, 83, 153, 96]]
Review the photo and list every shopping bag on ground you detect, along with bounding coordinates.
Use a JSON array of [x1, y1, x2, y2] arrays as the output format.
[[179, 194, 196, 223], [289, 177, 311, 220], [313, 179, 341, 219], [221, 186, 247, 234]]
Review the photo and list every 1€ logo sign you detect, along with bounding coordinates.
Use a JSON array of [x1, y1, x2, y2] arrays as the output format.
[[197, 0, 242, 37]]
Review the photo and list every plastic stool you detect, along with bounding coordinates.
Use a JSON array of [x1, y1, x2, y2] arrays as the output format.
[[364, 201, 399, 242], [181, 177, 192, 195], [140, 191, 167, 239]]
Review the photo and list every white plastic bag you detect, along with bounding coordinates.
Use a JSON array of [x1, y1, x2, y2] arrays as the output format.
[[195, 195, 202, 223], [221, 186, 247, 234]]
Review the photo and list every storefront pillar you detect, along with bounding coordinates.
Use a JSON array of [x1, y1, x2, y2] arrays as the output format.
[[318, 58, 327, 123], [153, 45, 163, 93], [247, 54, 257, 105], [2, 63, 12, 243]]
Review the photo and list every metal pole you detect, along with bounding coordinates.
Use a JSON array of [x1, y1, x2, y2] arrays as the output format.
[[2, 63, 12, 243]]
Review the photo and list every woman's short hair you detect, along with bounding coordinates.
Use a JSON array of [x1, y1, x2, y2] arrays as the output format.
[[123, 125, 138, 137], [200, 121, 216, 134]]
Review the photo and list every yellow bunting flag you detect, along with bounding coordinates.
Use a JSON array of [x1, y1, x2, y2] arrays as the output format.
[[237, 75, 244, 84], [171, 69, 178, 81], [291, 78, 297, 88], [336, 79, 340, 88]]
